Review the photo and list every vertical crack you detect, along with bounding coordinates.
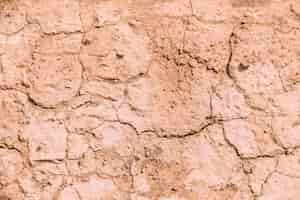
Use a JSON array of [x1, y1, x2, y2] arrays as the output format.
[[225, 31, 235, 79], [189, 0, 194, 16], [221, 122, 243, 159], [256, 158, 279, 199]]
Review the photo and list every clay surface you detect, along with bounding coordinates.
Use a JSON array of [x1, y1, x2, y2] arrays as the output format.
[[1, 0, 300, 199]]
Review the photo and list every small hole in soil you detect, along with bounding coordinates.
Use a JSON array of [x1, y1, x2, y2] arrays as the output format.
[[36, 146, 42, 152], [116, 53, 124, 59], [82, 39, 91, 46], [238, 63, 250, 72]]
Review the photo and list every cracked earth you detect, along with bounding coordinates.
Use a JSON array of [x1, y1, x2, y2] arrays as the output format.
[[0, 0, 300, 199]]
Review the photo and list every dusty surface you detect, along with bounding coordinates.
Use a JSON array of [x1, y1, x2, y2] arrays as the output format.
[[0, 0, 300, 199]]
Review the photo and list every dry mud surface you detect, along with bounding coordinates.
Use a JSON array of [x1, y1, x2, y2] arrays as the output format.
[[1, 0, 300, 199]]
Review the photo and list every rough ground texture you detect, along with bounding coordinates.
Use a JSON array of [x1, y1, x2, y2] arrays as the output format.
[[0, 0, 300, 199]]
